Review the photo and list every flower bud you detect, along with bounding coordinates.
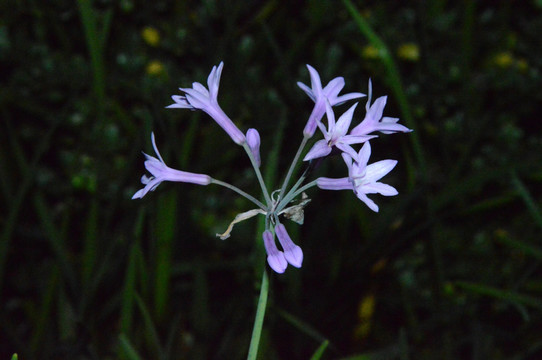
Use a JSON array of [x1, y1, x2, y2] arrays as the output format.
[[246, 128, 261, 167], [275, 224, 303, 268], [263, 230, 287, 273]]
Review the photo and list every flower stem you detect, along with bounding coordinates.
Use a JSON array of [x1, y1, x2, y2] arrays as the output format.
[[247, 269, 269, 360], [276, 180, 318, 214], [278, 135, 309, 201], [211, 179, 266, 210], [243, 143, 272, 207]]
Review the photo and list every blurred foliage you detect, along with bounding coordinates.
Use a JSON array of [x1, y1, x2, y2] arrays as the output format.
[[2, 0, 542, 359]]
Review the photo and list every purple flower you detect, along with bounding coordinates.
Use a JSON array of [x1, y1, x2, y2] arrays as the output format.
[[263, 230, 287, 273], [350, 79, 412, 137], [316, 142, 398, 212], [246, 128, 261, 167], [303, 102, 374, 161], [275, 224, 303, 268], [167, 62, 246, 145], [132, 133, 211, 199], [298, 64, 365, 138]]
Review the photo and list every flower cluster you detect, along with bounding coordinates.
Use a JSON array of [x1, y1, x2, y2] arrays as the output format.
[[133, 62, 411, 273]]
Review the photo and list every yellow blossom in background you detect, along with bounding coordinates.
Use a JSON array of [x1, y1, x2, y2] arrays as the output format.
[[494, 52, 514, 68], [361, 44, 380, 59], [397, 43, 420, 61], [370, 258, 387, 274], [142, 26, 160, 47], [146, 60, 165, 76], [354, 294, 376, 340], [492, 52, 529, 73], [358, 294, 375, 319], [516, 58, 528, 72], [494, 228, 509, 239]]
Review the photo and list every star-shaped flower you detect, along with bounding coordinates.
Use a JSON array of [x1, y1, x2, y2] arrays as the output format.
[[298, 64, 365, 138], [316, 142, 398, 212], [132, 133, 211, 199], [303, 102, 374, 161], [349, 79, 412, 137], [167, 62, 246, 145]]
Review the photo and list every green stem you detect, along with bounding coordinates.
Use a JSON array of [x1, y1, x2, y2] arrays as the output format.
[[244, 143, 272, 207], [275, 168, 310, 213], [278, 136, 309, 201], [276, 180, 318, 213], [247, 270, 269, 360], [211, 179, 266, 210]]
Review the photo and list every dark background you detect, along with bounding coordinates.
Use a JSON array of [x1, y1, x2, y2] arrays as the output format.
[[2, 0, 542, 359]]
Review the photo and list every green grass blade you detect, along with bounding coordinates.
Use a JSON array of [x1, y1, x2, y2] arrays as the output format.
[[135, 294, 164, 359], [276, 308, 333, 350], [494, 234, 542, 260], [178, 116, 199, 168], [0, 118, 58, 297], [511, 171, 542, 231], [76, 0, 108, 117], [82, 198, 98, 285], [341, 0, 426, 181], [120, 243, 142, 334], [30, 266, 59, 353], [310, 340, 329, 360], [118, 334, 144, 360], [154, 191, 177, 321], [191, 265, 210, 334], [455, 281, 542, 310], [33, 193, 76, 289]]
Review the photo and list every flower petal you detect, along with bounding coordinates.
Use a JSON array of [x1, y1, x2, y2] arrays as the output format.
[[297, 82, 316, 101], [356, 142, 372, 167], [151, 132, 165, 163], [356, 192, 379, 212], [316, 177, 353, 191], [333, 92, 365, 106], [324, 100, 336, 130], [322, 77, 345, 98], [363, 182, 398, 196], [367, 96, 387, 123], [303, 139, 332, 161], [166, 95, 192, 109], [207, 61, 224, 100], [336, 143, 359, 160], [306, 64, 322, 94], [275, 224, 303, 268], [365, 159, 397, 182], [263, 230, 288, 273], [332, 103, 358, 139]]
